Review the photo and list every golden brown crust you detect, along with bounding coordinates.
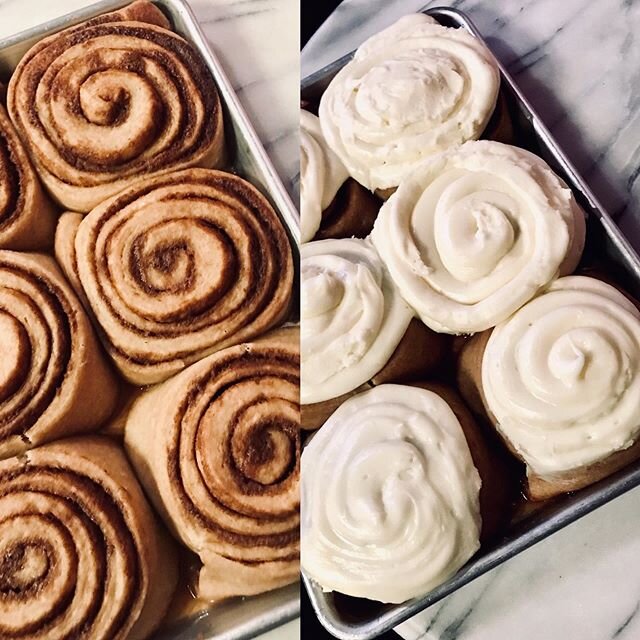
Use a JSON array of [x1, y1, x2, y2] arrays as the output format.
[[371, 318, 451, 386], [71, 168, 293, 385], [124, 327, 299, 600], [0, 435, 177, 640], [301, 383, 371, 431], [0, 104, 56, 250], [0, 251, 118, 460], [314, 178, 381, 240], [7, 1, 224, 211], [481, 90, 514, 145], [54, 211, 86, 305]]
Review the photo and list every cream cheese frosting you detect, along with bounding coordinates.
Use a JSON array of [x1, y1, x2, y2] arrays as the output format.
[[318, 13, 500, 191], [483, 276, 640, 475], [371, 140, 586, 334], [301, 384, 481, 603], [300, 110, 348, 242], [301, 238, 412, 404]]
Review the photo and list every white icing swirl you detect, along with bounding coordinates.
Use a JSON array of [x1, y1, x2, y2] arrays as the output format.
[[301, 384, 481, 603], [300, 111, 349, 242], [318, 13, 500, 191], [483, 276, 640, 475], [301, 238, 412, 404], [371, 141, 586, 334]]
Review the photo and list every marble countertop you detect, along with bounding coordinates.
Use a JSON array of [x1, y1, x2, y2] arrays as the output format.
[[0, 1, 298, 639], [303, 1, 640, 639]]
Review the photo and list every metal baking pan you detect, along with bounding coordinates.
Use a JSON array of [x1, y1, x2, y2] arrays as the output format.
[[301, 6, 640, 639], [0, 1, 300, 639]]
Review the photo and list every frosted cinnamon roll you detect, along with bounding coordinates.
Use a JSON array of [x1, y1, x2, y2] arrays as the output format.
[[302, 238, 412, 405], [66, 168, 293, 384], [0, 251, 118, 460], [7, 0, 224, 212], [302, 384, 482, 603], [301, 111, 380, 242], [319, 14, 500, 192], [372, 141, 586, 334], [0, 436, 177, 640], [301, 110, 348, 242], [0, 103, 56, 249], [125, 328, 299, 600], [459, 276, 640, 499]]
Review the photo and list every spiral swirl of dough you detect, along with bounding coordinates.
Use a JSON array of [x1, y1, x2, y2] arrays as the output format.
[[6, 1, 224, 212], [301, 238, 412, 404], [0, 251, 117, 460], [0, 437, 176, 640], [125, 328, 299, 599], [371, 141, 585, 334], [68, 168, 293, 384], [483, 276, 640, 475], [300, 111, 348, 242], [302, 384, 481, 603], [0, 104, 56, 249], [319, 13, 500, 191]]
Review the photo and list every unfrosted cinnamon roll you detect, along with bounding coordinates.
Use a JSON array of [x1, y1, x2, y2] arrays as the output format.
[[62, 168, 293, 384], [7, 0, 224, 212], [0, 102, 56, 249], [0, 436, 178, 640], [301, 384, 484, 603], [459, 276, 640, 499], [319, 13, 500, 192], [0, 251, 118, 460], [372, 141, 586, 334], [124, 328, 299, 600]]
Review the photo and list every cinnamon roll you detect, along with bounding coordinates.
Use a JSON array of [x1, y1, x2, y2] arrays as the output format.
[[301, 384, 484, 603], [66, 168, 293, 384], [301, 237, 448, 428], [300, 110, 380, 242], [0, 436, 177, 640], [0, 251, 118, 460], [319, 13, 500, 192], [459, 276, 640, 499], [7, 0, 224, 212], [0, 103, 56, 249], [372, 141, 586, 334], [124, 328, 299, 600]]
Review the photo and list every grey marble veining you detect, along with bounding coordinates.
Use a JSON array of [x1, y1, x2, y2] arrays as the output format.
[[302, 2, 640, 639]]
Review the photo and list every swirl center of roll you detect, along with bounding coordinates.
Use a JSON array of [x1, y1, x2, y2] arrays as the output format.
[[301, 254, 384, 383], [345, 438, 425, 530], [547, 329, 601, 387], [432, 181, 516, 282], [357, 54, 464, 128], [53, 55, 163, 164]]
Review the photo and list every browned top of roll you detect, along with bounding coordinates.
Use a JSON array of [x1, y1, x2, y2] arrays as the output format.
[[0, 436, 168, 640], [125, 328, 300, 568], [7, 1, 223, 211], [74, 168, 294, 384]]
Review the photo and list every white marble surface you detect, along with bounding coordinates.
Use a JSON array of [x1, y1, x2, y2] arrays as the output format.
[[0, 1, 299, 639], [303, 1, 640, 639]]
